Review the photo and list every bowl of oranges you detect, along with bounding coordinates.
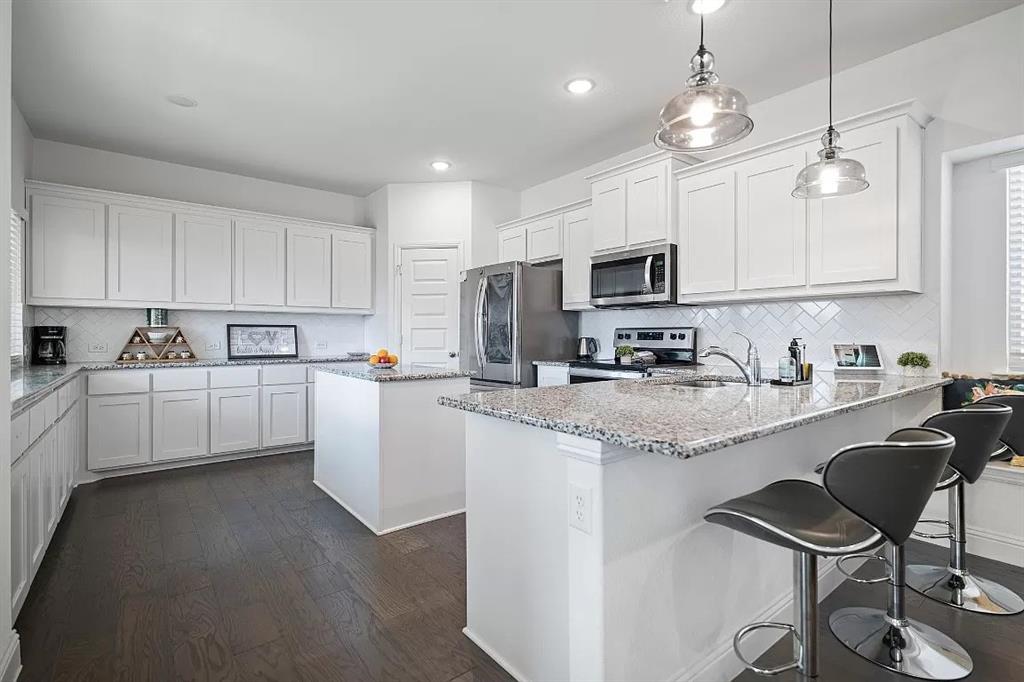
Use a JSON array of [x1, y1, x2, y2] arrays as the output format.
[[367, 348, 399, 370]]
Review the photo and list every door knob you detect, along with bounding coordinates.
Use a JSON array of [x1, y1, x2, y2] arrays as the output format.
[[448, 351, 458, 358]]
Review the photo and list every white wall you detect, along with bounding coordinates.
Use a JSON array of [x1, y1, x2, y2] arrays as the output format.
[[470, 181, 519, 267], [11, 102, 32, 214], [31, 139, 368, 226]]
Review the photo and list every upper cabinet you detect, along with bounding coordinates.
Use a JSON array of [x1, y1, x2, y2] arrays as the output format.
[[498, 226, 527, 262], [26, 182, 375, 314], [107, 204, 174, 302], [525, 215, 562, 262], [561, 205, 593, 309], [590, 175, 627, 252], [28, 193, 106, 302], [677, 168, 736, 295]]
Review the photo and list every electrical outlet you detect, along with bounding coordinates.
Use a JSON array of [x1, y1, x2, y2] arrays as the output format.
[[88, 343, 107, 353], [315, 341, 328, 351], [206, 341, 221, 351], [568, 484, 592, 534]]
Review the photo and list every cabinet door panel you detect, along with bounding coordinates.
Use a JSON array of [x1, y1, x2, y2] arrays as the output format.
[[332, 232, 373, 309], [210, 387, 260, 454], [807, 125, 899, 284], [29, 443, 44, 567], [498, 227, 527, 262], [736, 149, 807, 290], [175, 213, 233, 304], [287, 226, 332, 307], [234, 220, 286, 305], [260, 384, 307, 448], [87, 395, 152, 470], [153, 390, 210, 462], [11, 456, 28, 613], [307, 383, 316, 443], [526, 217, 562, 262], [30, 194, 106, 300], [562, 207, 593, 307], [626, 163, 669, 246], [591, 176, 627, 252], [108, 204, 174, 302], [678, 169, 737, 295]]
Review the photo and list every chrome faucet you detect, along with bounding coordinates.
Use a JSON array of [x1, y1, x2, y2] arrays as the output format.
[[698, 332, 762, 386]]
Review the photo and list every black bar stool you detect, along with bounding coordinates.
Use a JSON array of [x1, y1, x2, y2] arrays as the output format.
[[704, 427, 955, 678], [828, 427, 972, 680], [906, 401, 1024, 615]]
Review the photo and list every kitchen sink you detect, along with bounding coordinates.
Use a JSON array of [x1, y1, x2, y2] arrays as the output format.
[[675, 379, 728, 388]]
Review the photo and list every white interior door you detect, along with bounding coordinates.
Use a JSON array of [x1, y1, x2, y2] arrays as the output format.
[[399, 247, 460, 369]]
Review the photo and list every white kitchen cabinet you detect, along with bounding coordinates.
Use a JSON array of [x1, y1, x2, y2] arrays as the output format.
[[625, 162, 670, 247], [526, 216, 562, 262], [10, 451, 29, 613], [107, 204, 174, 302], [210, 386, 261, 454], [261, 384, 307, 448], [735, 149, 807, 291], [30, 435, 47, 566], [29, 193, 106, 301], [498, 226, 527, 262], [152, 390, 210, 462], [87, 394, 152, 470], [175, 212, 233, 305], [562, 206, 593, 308], [536, 365, 570, 387], [332, 231, 373, 310], [287, 226, 332, 307], [307, 383, 316, 442], [591, 175, 628, 252], [807, 123, 900, 285], [235, 219, 287, 306], [678, 168, 737, 295]]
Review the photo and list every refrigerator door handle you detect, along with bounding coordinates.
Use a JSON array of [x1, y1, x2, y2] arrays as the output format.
[[474, 275, 487, 372]]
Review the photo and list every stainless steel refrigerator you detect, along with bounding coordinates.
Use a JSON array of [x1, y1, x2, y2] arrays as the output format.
[[461, 261, 578, 389]]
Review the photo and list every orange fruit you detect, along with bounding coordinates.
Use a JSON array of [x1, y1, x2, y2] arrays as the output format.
[[376, 348, 389, 358], [387, 354, 398, 365], [368, 355, 380, 365]]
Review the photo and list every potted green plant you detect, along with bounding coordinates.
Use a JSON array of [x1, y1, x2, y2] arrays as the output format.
[[897, 351, 931, 378], [615, 344, 636, 365]]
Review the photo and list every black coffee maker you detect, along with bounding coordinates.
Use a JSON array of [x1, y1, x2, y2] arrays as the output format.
[[31, 326, 67, 365]]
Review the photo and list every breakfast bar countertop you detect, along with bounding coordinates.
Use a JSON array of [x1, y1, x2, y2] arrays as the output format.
[[439, 370, 951, 459], [316, 363, 470, 383]]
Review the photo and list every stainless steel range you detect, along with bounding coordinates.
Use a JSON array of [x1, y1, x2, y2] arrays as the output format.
[[567, 327, 698, 383]]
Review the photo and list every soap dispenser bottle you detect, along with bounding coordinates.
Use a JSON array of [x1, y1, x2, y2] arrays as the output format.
[[788, 338, 804, 381]]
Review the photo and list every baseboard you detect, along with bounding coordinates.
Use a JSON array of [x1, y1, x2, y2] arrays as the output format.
[[677, 555, 862, 682], [313, 480, 465, 536], [462, 627, 530, 682], [377, 508, 466, 535], [0, 630, 20, 682], [313, 479, 382, 534]]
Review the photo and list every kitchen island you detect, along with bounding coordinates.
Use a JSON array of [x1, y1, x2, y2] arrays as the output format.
[[314, 363, 470, 535], [439, 370, 950, 682]]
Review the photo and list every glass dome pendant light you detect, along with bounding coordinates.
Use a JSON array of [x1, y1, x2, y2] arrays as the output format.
[[654, 13, 753, 152], [792, 0, 869, 199]]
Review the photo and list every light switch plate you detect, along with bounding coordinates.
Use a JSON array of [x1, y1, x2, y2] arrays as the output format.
[[315, 341, 328, 351], [88, 343, 107, 353], [206, 341, 221, 351], [568, 484, 593, 534]]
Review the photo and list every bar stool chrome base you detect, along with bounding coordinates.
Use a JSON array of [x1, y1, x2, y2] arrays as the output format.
[[906, 564, 1024, 615], [829, 607, 973, 680]]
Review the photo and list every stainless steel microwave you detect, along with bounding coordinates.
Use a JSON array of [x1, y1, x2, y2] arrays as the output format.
[[590, 244, 677, 307]]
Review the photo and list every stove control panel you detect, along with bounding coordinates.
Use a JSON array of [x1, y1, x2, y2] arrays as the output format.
[[613, 327, 697, 350]]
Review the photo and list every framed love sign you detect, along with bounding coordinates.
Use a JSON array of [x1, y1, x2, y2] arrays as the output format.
[[226, 324, 299, 360]]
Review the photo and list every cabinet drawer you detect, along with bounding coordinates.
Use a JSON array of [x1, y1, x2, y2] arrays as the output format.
[[209, 366, 260, 388], [11, 411, 29, 462], [262, 365, 307, 385], [88, 371, 151, 395], [152, 369, 209, 392]]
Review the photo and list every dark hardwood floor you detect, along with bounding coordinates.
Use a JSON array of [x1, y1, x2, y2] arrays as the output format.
[[15, 451, 514, 682], [735, 540, 1024, 681]]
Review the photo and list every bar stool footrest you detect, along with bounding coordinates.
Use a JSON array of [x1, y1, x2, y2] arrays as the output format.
[[911, 519, 954, 540], [732, 621, 801, 676], [836, 554, 892, 584]]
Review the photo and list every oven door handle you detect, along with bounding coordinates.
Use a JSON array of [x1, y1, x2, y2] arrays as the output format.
[[643, 255, 654, 294], [569, 367, 644, 380]]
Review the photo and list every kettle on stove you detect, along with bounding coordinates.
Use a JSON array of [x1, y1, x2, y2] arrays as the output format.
[[577, 337, 599, 360]]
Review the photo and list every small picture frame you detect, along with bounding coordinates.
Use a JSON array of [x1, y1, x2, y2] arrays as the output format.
[[227, 324, 299, 360], [832, 343, 884, 372]]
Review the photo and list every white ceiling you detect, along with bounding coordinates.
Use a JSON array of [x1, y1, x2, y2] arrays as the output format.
[[13, 0, 1021, 196]]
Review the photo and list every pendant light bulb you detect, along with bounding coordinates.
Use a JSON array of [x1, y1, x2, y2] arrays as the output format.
[[793, 0, 869, 199], [655, 14, 753, 152]]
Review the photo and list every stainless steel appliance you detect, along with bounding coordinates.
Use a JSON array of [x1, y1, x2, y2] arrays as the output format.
[[461, 261, 579, 388], [568, 326, 698, 384], [591, 244, 677, 307], [31, 326, 67, 365], [577, 336, 599, 360]]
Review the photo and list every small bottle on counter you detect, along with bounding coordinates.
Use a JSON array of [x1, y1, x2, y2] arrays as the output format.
[[788, 338, 805, 381]]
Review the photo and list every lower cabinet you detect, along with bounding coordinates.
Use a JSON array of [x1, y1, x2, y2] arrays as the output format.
[[261, 383, 308, 448], [536, 365, 570, 386], [307, 383, 316, 443], [87, 394, 152, 470], [210, 387, 261, 454], [10, 453, 29, 612], [153, 390, 210, 462]]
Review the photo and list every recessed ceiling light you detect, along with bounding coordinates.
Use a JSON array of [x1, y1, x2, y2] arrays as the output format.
[[166, 94, 198, 108], [565, 78, 595, 95], [690, 0, 726, 14], [431, 160, 452, 172]]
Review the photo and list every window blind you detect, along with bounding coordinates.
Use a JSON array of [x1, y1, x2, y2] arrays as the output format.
[[1008, 165, 1024, 372], [10, 210, 24, 360]]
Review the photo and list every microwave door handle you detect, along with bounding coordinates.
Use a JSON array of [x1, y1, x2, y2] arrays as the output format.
[[475, 276, 487, 370], [644, 255, 654, 294]]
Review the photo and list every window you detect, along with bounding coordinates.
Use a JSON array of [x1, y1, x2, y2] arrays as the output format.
[[1008, 165, 1024, 371], [10, 210, 24, 360]]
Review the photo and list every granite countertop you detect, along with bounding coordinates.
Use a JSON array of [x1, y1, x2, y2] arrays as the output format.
[[11, 355, 369, 415], [438, 370, 951, 459], [317, 363, 470, 383]]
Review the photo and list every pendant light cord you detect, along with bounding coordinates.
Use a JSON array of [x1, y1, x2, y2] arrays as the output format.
[[699, 14, 705, 50], [828, 0, 834, 131]]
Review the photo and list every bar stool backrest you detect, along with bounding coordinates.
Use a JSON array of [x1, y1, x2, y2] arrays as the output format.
[[977, 394, 1024, 457], [922, 403, 1012, 483], [822, 427, 955, 545]]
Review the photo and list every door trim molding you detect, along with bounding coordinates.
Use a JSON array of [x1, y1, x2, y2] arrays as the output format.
[[391, 241, 465, 354]]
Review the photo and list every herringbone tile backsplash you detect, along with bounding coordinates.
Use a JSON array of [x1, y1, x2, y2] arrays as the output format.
[[32, 307, 366, 362], [580, 293, 940, 375]]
